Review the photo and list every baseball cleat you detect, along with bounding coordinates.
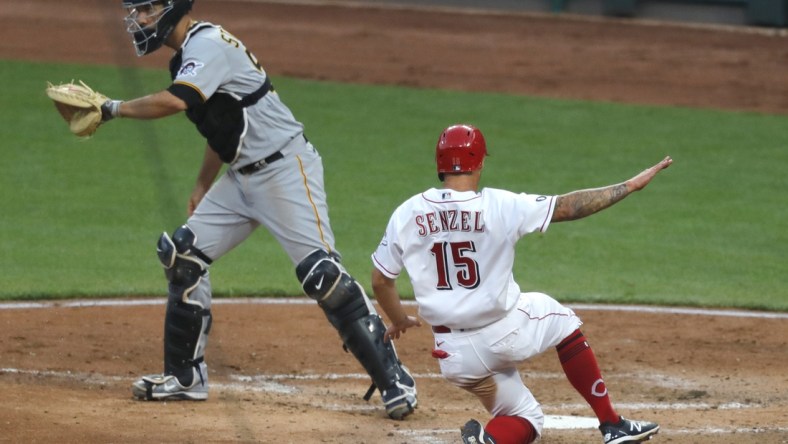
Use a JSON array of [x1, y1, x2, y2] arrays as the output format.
[[599, 416, 659, 444], [131, 362, 208, 401], [381, 365, 418, 420], [460, 419, 497, 444]]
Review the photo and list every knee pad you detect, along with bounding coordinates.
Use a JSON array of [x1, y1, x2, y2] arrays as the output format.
[[157, 225, 213, 301], [296, 249, 369, 323], [296, 249, 343, 302]]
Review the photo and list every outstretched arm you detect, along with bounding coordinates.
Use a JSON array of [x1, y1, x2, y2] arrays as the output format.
[[371, 268, 422, 342], [552, 156, 673, 222], [117, 90, 188, 120]]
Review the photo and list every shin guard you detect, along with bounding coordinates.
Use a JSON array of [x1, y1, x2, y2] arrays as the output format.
[[158, 225, 213, 385], [297, 249, 405, 394], [163, 299, 211, 385]]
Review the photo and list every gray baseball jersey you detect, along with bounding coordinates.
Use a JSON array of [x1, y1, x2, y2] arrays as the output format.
[[170, 22, 305, 167], [167, 22, 337, 310]]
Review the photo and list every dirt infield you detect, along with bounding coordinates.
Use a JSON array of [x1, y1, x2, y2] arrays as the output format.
[[1, 1, 787, 443], [2, 300, 787, 443]]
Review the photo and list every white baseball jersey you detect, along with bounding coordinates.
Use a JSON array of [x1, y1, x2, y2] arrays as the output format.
[[372, 187, 556, 329]]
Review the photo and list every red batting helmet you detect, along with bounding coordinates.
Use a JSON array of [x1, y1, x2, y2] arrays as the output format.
[[436, 124, 487, 179]]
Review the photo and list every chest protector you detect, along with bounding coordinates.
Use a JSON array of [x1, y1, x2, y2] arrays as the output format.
[[169, 28, 273, 164]]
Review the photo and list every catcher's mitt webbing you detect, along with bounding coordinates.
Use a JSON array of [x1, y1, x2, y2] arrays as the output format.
[[45, 80, 108, 137]]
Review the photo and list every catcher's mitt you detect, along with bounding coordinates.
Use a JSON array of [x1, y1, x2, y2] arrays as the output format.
[[45, 80, 110, 137]]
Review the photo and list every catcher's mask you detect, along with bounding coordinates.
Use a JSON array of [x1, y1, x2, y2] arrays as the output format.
[[435, 124, 488, 181], [123, 0, 194, 56]]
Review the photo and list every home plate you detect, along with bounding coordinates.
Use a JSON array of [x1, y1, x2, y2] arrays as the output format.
[[544, 415, 598, 429]]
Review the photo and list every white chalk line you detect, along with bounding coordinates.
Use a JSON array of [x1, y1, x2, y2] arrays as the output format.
[[1, 366, 784, 436], [395, 425, 788, 440], [0, 366, 697, 386], [1, 297, 786, 319]]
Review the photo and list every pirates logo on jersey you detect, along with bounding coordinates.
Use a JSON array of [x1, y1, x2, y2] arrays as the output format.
[[178, 60, 205, 77]]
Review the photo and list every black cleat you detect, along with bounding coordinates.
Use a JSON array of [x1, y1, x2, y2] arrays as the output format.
[[461, 418, 497, 444], [599, 416, 660, 444]]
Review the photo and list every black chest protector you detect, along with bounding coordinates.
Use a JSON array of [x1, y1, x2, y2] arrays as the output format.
[[169, 27, 273, 164]]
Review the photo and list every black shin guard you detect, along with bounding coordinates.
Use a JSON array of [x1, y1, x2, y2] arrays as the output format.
[[163, 299, 211, 385], [335, 312, 403, 398], [157, 225, 213, 385], [297, 250, 404, 394]]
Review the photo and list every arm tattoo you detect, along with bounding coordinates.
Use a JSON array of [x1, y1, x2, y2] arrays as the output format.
[[552, 183, 630, 222]]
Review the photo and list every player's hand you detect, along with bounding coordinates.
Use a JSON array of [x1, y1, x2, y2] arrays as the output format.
[[188, 183, 210, 216], [627, 156, 673, 192], [384, 316, 422, 342]]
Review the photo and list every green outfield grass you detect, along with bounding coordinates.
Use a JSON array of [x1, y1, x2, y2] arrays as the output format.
[[1, 59, 785, 311]]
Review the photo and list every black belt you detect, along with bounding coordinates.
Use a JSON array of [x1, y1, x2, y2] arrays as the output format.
[[432, 325, 480, 333], [237, 151, 284, 175], [236, 134, 309, 176]]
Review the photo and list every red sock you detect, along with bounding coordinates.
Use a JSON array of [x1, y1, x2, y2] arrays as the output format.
[[556, 329, 619, 425], [485, 415, 537, 444]]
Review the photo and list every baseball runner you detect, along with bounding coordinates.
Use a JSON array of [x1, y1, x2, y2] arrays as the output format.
[[64, 0, 418, 419], [371, 124, 672, 443]]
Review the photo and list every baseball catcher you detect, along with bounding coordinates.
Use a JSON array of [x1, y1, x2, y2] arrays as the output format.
[[44, 0, 418, 421], [44, 81, 121, 137]]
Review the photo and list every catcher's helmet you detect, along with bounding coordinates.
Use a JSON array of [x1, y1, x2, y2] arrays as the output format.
[[123, 0, 194, 56], [435, 124, 487, 180]]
